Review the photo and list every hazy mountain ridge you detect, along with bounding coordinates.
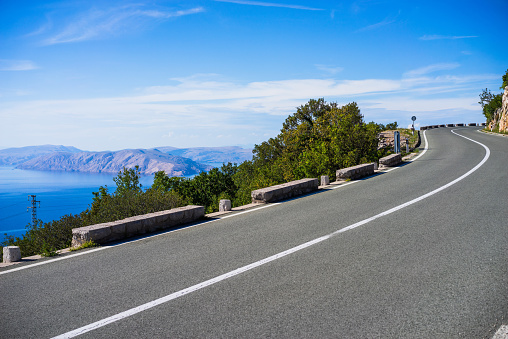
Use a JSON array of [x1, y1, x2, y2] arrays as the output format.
[[153, 146, 253, 163], [0, 145, 81, 166], [15, 149, 212, 176], [0, 145, 253, 176]]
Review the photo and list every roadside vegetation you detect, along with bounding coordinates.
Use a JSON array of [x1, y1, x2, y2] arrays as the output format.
[[479, 69, 507, 126], [1, 98, 397, 261]]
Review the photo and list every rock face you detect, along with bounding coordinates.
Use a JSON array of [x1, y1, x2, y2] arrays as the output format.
[[16, 149, 212, 176], [488, 86, 508, 133], [378, 131, 411, 150], [499, 86, 508, 132]]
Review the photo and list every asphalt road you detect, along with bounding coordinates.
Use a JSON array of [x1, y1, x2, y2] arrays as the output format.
[[1, 127, 507, 338]]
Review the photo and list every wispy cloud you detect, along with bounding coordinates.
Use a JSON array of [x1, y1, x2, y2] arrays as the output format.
[[356, 16, 396, 32], [315, 64, 344, 75], [42, 5, 204, 45], [419, 35, 478, 40], [404, 63, 460, 77], [214, 0, 324, 11], [0, 60, 38, 71]]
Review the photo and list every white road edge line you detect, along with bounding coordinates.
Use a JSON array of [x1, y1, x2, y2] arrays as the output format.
[[2, 132, 430, 276], [0, 203, 281, 276], [52, 129, 489, 338], [492, 325, 508, 339]]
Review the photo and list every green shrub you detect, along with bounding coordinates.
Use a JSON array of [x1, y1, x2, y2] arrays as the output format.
[[1, 168, 186, 261]]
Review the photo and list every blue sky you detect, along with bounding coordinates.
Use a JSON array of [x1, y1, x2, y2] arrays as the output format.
[[1, 0, 506, 151]]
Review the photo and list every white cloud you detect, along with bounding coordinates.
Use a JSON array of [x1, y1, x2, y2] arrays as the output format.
[[404, 63, 460, 77], [42, 5, 205, 45], [0, 72, 494, 150], [364, 96, 479, 112], [214, 0, 323, 11], [0, 60, 38, 71], [419, 35, 478, 40]]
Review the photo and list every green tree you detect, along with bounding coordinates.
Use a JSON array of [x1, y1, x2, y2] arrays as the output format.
[[151, 163, 240, 213], [114, 166, 142, 197], [501, 69, 508, 89], [484, 94, 503, 122], [478, 88, 502, 122], [1, 167, 187, 260], [251, 99, 383, 183], [384, 122, 398, 130], [478, 88, 495, 109]]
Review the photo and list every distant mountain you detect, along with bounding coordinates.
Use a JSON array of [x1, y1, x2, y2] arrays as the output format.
[[0, 144, 253, 175], [0, 145, 82, 166], [16, 149, 212, 176], [154, 146, 253, 164]]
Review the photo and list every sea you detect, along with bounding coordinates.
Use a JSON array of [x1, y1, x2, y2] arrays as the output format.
[[0, 165, 221, 240]]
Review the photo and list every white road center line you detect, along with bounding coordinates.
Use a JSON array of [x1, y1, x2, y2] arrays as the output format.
[[52, 129, 490, 338]]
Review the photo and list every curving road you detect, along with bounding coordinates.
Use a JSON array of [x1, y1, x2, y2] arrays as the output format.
[[1, 127, 507, 338]]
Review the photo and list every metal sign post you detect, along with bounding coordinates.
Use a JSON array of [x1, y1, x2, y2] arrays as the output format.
[[411, 116, 417, 135], [394, 131, 400, 153]]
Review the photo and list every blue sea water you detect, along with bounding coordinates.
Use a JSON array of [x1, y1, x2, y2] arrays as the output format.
[[0, 167, 158, 239]]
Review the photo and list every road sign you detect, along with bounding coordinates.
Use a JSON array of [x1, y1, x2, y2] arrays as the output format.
[[411, 116, 417, 122]]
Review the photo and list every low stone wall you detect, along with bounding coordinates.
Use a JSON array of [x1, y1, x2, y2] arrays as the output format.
[[251, 178, 319, 203], [336, 163, 375, 180], [71, 205, 205, 247], [379, 153, 402, 167]]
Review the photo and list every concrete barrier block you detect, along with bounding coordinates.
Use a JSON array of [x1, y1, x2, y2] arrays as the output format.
[[169, 209, 185, 221], [336, 163, 375, 180], [321, 175, 329, 186], [251, 178, 319, 203], [3, 246, 21, 263], [71, 205, 205, 247], [379, 154, 402, 167], [219, 199, 231, 212]]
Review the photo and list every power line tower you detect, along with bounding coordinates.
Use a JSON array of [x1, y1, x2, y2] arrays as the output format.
[[27, 195, 40, 227]]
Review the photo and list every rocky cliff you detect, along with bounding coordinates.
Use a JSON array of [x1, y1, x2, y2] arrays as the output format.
[[488, 86, 508, 133]]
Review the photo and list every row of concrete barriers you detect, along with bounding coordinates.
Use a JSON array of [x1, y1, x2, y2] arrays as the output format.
[[3, 154, 405, 263], [420, 123, 485, 130]]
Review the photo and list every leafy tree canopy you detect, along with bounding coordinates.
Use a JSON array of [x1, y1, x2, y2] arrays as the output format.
[[252, 98, 384, 183]]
